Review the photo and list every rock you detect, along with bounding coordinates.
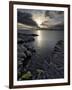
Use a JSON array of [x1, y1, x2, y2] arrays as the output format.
[[18, 65, 23, 72], [26, 50, 32, 57], [18, 45, 27, 52], [18, 58, 24, 61], [18, 61, 23, 66], [21, 45, 27, 51], [18, 52, 27, 59], [52, 40, 64, 68], [18, 38, 24, 44], [18, 35, 35, 43], [21, 71, 32, 80]]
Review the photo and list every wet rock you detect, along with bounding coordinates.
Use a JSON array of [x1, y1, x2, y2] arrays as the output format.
[[18, 58, 24, 62], [21, 71, 32, 80], [18, 52, 27, 59], [18, 38, 24, 44], [17, 45, 27, 52], [20, 45, 27, 51], [18, 61, 23, 66], [26, 50, 32, 57], [52, 40, 64, 68]]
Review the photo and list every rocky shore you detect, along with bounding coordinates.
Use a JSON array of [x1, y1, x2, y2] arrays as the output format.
[[17, 30, 64, 80]]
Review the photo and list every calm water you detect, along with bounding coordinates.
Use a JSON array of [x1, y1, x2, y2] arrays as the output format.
[[33, 30, 64, 58], [18, 29, 64, 61]]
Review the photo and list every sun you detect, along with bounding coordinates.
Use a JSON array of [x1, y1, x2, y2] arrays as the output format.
[[37, 19, 42, 27], [34, 17, 43, 27]]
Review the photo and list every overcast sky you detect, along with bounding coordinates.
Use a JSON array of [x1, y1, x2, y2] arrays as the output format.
[[17, 9, 64, 28]]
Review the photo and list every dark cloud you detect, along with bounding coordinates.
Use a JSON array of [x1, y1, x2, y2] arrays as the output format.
[[17, 9, 64, 29], [45, 11, 64, 18], [48, 24, 64, 30], [17, 10, 38, 27], [44, 10, 64, 29]]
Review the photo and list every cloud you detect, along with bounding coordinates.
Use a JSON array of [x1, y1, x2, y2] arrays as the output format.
[[17, 10, 38, 27], [43, 11, 64, 28], [17, 9, 64, 29]]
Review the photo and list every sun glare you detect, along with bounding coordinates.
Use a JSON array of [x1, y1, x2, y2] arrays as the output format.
[[37, 30, 42, 41], [37, 19, 42, 27], [34, 17, 43, 27], [36, 30, 43, 47]]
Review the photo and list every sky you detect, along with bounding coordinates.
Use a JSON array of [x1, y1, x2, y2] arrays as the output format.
[[17, 9, 64, 29]]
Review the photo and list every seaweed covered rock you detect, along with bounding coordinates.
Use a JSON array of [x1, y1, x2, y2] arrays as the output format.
[[21, 71, 32, 80]]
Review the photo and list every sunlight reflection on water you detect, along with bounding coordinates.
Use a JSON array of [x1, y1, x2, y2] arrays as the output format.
[[36, 30, 43, 47], [37, 30, 42, 40], [34, 30, 64, 48]]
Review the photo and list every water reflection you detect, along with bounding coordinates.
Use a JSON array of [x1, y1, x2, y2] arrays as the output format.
[[34, 30, 64, 48], [37, 30, 42, 40], [36, 30, 42, 46]]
